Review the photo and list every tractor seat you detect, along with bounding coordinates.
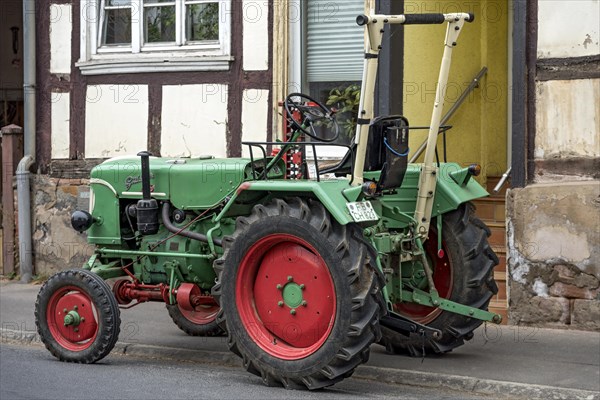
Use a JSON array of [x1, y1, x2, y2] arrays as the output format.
[[321, 115, 409, 190]]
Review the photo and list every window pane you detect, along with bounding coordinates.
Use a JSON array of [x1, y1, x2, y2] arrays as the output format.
[[186, 3, 219, 42], [306, 0, 364, 82], [107, 0, 131, 6], [102, 9, 132, 45], [144, 5, 176, 43]]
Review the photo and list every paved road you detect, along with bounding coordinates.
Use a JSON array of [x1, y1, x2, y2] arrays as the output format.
[[0, 343, 490, 400], [2, 282, 599, 400]]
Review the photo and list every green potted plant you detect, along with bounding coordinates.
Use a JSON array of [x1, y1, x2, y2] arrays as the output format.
[[325, 84, 361, 142]]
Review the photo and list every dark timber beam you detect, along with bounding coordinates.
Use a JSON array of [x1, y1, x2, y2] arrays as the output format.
[[511, 0, 528, 188]]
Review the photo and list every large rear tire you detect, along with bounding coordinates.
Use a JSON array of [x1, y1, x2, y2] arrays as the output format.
[[212, 198, 385, 389], [35, 269, 120, 363], [381, 203, 498, 355]]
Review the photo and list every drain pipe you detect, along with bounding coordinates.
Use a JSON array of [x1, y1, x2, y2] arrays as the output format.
[[18, 0, 36, 283]]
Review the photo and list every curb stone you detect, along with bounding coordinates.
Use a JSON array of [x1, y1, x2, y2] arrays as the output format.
[[2, 328, 598, 400], [115, 342, 240, 367], [353, 366, 600, 400]]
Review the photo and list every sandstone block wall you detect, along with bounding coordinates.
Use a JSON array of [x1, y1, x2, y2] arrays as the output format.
[[506, 181, 600, 330], [31, 175, 93, 276]]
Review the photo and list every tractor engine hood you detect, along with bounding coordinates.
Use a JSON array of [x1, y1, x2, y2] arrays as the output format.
[[90, 156, 253, 209]]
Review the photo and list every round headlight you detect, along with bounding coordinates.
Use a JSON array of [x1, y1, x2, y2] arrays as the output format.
[[71, 210, 94, 233]]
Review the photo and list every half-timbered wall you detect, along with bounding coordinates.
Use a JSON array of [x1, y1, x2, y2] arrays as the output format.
[[31, 0, 274, 275]]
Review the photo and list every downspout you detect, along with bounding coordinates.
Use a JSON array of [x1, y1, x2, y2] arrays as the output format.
[[18, 0, 36, 283]]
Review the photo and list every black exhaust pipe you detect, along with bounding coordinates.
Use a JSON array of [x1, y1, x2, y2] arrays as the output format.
[[136, 151, 159, 235]]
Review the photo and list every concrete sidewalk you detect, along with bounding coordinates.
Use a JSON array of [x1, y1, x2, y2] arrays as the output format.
[[1, 281, 598, 399]]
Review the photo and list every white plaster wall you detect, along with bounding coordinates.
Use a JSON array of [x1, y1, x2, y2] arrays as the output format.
[[535, 79, 600, 159], [51, 92, 70, 159], [161, 84, 229, 158], [242, 0, 269, 71], [537, 0, 600, 58], [85, 85, 149, 158], [241, 89, 269, 157], [49, 3, 72, 74]]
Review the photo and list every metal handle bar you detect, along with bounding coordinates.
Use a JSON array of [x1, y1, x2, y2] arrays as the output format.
[[408, 67, 488, 163], [493, 167, 512, 193], [356, 13, 474, 26]]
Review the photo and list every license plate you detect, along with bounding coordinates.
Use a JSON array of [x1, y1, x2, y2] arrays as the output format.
[[347, 201, 379, 222]]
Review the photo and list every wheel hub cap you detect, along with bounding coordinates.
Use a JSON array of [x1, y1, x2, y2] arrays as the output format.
[[282, 281, 304, 308], [63, 310, 81, 326]]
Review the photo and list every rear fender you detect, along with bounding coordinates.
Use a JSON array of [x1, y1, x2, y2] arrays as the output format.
[[232, 180, 356, 225], [229, 163, 488, 227], [433, 163, 489, 217], [370, 163, 489, 227]]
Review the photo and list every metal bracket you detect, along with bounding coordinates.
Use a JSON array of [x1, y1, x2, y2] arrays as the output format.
[[380, 312, 442, 339], [85, 253, 98, 270], [437, 213, 443, 257], [402, 287, 502, 323], [165, 261, 183, 305]]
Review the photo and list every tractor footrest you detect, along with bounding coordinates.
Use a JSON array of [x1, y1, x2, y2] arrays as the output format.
[[380, 312, 442, 340]]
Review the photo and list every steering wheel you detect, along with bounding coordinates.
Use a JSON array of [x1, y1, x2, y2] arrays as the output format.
[[284, 93, 340, 142]]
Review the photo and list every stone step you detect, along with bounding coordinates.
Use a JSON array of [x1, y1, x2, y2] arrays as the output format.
[[474, 196, 506, 205], [473, 197, 506, 223], [467, 179, 509, 323], [490, 298, 508, 308], [489, 300, 509, 325], [476, 178, 509, 323], [494, 253, 507, 274], [493, 272, 507, 297], [492, 244, 507, 255], [487, 222, 506, 248]]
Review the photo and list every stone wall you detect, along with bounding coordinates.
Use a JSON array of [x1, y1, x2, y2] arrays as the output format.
[[506, 182, 600, 330], [31, 175, 93, 276]]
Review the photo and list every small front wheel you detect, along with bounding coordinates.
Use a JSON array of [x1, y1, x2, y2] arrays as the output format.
[[35, 269, 121, 363]]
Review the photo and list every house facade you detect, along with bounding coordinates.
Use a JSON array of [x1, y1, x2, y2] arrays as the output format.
[[1, 0, 598, 330]]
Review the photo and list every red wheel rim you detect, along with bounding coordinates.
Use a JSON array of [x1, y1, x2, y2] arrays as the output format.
[[394, 230, 453, 324], [46, 286, 99, 351], [236, 234, 336, 360], [178, 299, 220, 325]]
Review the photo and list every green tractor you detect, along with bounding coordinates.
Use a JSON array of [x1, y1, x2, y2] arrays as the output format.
[[36, 11, 500, 389]]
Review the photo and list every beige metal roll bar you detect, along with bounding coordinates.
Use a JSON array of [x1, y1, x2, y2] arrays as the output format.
[[353, 12, 474, 236]]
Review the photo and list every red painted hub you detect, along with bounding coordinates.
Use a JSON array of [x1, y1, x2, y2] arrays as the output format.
[[176, 283, 201, 311], [394, 230, 453, 324], [112, 279, 133, 305], [178, 297, 220, 325], [236, 234, 336, 360], [46, 286, 98, 351]]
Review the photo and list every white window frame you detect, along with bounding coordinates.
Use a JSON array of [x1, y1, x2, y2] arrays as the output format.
[[78, 0, 232, 75]]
